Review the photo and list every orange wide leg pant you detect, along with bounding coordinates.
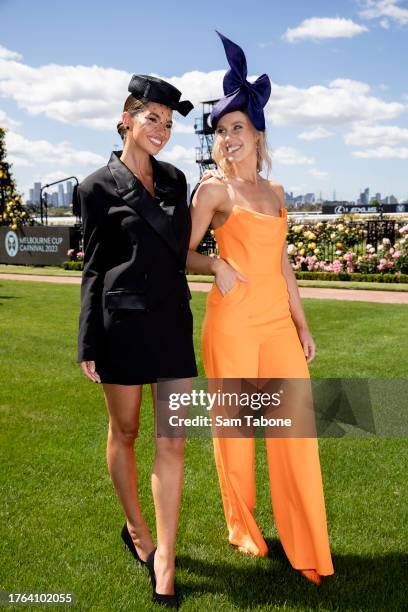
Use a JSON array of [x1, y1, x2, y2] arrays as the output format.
[[203, 289, 334, 575]]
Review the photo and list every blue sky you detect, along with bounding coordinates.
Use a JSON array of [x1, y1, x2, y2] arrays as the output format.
[[0, 0, 407, 201]]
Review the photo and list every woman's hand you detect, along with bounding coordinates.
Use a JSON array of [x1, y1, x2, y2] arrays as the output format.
[[297, 328, 316, 363], [212, 258, 248, 296], [200, 169, 225, 184], [80, 360, 101, 383]]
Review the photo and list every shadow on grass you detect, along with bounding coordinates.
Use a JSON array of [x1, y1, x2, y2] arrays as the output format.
[[177, 538, 407, 611], [0, 294, 18, 303], [0, 281, 20, 300]]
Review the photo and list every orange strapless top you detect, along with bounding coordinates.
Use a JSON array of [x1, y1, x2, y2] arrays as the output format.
[[214, 204, 288, 277]]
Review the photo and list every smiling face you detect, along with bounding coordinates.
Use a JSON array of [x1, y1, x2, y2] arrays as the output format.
[[123, 101, 173, 155], [214, 110, 259, 165]]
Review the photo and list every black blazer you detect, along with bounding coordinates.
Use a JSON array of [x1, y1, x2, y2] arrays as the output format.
[[77, 150, 192, 363]]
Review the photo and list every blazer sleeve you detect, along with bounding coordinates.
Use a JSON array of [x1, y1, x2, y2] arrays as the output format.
[[77, 184, 107, 362]]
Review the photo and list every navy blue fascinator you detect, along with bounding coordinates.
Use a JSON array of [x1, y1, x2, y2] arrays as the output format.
[[210, 31, 271, 131]]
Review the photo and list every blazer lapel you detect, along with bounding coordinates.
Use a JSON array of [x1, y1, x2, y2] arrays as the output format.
[[107, 151, 182, 263], [152, 156, 191, 264]]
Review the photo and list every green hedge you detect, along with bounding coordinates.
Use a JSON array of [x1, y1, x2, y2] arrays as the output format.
[[294, 271, 408, 283], [63, 261, 83, 271]]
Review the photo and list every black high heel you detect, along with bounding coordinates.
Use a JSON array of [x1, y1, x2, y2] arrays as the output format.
[[146, 548, 179, 609], [121, 523, 147, 568]]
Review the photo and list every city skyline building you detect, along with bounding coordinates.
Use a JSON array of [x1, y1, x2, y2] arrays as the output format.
[[33, 182, 41, 206], [58, 184, 65, 207], [25, 180, 75, 208]]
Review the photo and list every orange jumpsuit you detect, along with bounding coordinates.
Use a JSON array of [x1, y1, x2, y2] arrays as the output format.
[[202, 204, 334, 575]]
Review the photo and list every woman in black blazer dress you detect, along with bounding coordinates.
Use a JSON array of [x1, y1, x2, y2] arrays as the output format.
[[77, 75, 197, 607]]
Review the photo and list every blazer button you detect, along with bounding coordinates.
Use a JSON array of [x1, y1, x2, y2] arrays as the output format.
[[178, 269, 184, 274]]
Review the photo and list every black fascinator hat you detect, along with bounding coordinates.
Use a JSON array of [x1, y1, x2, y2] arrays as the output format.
[[128, 74, 194, 117]]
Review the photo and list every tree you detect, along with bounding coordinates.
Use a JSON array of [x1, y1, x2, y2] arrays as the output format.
[[0, 126, 33, 229]]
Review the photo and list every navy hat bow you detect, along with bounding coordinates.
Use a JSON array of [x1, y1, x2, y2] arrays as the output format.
[[210, 31, 271, 131]]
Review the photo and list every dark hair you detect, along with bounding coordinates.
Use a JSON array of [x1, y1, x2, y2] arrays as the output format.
[[116, 94, 148, 141]]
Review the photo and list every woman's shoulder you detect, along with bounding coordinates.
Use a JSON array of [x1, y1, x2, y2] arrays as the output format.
[[79, 165, 112, 197], [265, 179, 285, 202], [266, 178, 284, 190], [194, 176, 228, 202]]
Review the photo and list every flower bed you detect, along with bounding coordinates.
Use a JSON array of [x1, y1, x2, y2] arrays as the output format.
[[64, 248, 84, 269], [287, 219, 408, 275], [66, 219, 408, 281]]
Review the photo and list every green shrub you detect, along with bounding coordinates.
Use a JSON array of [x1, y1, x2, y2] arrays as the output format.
[[63, 261, 83, 271], [294, 271, 408, 283]]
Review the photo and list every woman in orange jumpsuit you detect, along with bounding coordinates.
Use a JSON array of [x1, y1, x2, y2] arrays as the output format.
[[187, 32, 334, 584]]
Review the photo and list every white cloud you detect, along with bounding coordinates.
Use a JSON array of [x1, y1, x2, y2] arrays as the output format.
[[266, 78, 406, 126], [161, 70, 223, 106], [358, 0, 408, 26], [353, 145, 408, 158], [1, 45, 405, 135], [309, 168, 329, 178], [344, 123, 408, 146], [172, 120, 194, 134], [159, 144, 196, 165], [38, 170, 80, 185], [298, 126, 334, 140], [288, 184, 307, 194], [0, 45, 22, 61], [0, 49, 224, 130], [7, 155, 31, 168], [5, 130, 105, 168], [0, 57, 127, 130], [0, 108, 21, 129], [272, 146, 314, 165], [283, 17, 368, 42]]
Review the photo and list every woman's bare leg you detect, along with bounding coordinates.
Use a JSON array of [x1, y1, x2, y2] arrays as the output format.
[[150, 379, 190, 595], [103, 383, 154, 561]]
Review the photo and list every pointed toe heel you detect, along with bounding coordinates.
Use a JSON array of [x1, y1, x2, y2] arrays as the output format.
[[120, 522, 147, 568], [146, 549, 179, 609], [153, 592, 179, 609]]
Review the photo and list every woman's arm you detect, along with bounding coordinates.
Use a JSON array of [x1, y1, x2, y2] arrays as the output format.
[[275, 183, 316, 363], [77, 184, 107, 380], [281, 249, 308, 332], [187, 180, 223, 275], [187, 180, 248, 294], [281, 244, 316, 363]]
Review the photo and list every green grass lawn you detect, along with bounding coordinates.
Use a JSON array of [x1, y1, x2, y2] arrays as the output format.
[[0, 264, 83, 276], [0, 280, 407, 611]]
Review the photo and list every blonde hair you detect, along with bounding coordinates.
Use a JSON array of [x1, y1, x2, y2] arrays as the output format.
[[116, 94, 147, 142], [212, 114, 272, 177]]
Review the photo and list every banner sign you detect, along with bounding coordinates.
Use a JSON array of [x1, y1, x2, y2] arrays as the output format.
[[322, 204, 408, 214], [0, 225, 80, 265]]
